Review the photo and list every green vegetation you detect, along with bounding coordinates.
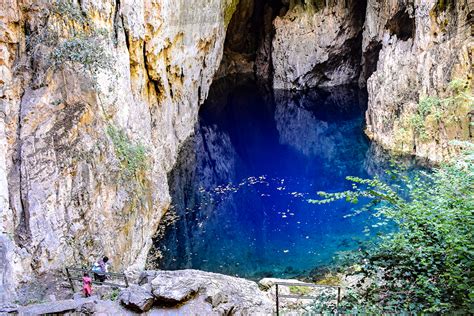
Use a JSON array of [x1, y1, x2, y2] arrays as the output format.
[[409, 79, 472, 140], [109, 288, 120, 301], [310, 144, 474, 313], [435, 0, 455, 12], [52, 0, 86, 24], [106, 125, 148, 180], [46, 1, 113, 77], [315, 273, 342, 286], [289, 285, 313, 296], [51, 31, 112, 75], [224, 0, 240, 27]]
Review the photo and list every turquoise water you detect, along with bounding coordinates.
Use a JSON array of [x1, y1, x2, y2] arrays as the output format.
[[156, 78, 395, 279]]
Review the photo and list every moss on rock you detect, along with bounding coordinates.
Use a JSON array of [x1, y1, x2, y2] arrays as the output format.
[[224, 0, 240, 28]]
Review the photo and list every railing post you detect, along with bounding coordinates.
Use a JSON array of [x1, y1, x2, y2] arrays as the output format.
[[275, 284, 279, 316], [124, 274, 129, 287], [337, 286, 341, 309], [65, 267, 75, 292]]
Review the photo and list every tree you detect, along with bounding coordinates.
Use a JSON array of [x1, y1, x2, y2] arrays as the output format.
[[310, 143, 474, 313]]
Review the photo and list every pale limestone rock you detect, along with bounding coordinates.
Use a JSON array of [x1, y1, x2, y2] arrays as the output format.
[[118, 284, 154, 313], [363, 0, 473, 161], [149, 269, 274, 314], [17, 296, 98, 315], [0, 0, 237, 302], [272, 1, 365, 89]]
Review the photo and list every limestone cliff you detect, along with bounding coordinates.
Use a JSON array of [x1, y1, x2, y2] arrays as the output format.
[[271, 0, 472, 161], [272, 0, 366, 89], [363, 0, 473, 161], [0, 0, 237, 301], [0, 0, 472, 304]]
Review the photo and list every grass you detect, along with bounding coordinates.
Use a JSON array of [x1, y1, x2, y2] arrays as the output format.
[[289, 285, 313, 296], [316, 273, 342, 286]]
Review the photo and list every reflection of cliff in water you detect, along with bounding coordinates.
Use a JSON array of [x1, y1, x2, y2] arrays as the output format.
[[274, 87, 369, 179], [154, 77, 404, 279]]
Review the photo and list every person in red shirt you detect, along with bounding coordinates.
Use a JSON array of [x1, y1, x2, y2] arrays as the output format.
[[82, 272, 92, 297]]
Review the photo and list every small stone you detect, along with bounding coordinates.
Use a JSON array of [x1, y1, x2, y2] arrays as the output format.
[[119, 285, 154, 313], [76, 301, 96, 314], [0, 303, 19, 313]]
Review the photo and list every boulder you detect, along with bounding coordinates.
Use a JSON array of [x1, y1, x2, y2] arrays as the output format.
[[75, 301, 97, 314], [17, 297, 97, 315], [118, 284, 154, 313], [0, 303, 18, 313], [150, 270, 273, 314], [136, 270, 161, 286]]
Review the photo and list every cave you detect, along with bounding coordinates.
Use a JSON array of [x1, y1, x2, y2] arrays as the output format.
[[216, 0, 289, 80], [218, 0, 369, 87], [2, 0, 471, 310], [385, 8, 416, 41], [146, 0, 396, 280], [153, 76, 376, 279], [147, 0, 391, 280]]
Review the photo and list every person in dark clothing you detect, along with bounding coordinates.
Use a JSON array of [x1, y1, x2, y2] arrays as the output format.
[[92, 256, 109, 283]]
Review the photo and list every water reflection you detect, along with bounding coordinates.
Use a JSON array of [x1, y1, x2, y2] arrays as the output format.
[[155, 77, 397, 279]]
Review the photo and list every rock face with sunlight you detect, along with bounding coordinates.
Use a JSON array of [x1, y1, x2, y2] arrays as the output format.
[[0, 0, 472, 307], [272, 0, 366, 89], [363, 0, 473, 161], [0, 0, 237, 301]]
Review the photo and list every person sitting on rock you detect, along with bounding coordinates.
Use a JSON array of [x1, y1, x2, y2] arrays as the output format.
[[92, 256, 110, 283], [82, 272, 92, 297]]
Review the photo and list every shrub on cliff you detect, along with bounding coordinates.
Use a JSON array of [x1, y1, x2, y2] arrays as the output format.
[[51, 31, 112, 75], [106, 124, 148, 181], [310, 143, 474, 313]]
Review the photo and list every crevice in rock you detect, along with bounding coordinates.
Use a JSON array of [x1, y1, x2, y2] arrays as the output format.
[[13, 96, 32, 250], [112, 0, 121, 47], [142, 44, 163, 98], [361, 40, 382, 83], [121, 16, 130, 55], [216, 0, 288, 81]]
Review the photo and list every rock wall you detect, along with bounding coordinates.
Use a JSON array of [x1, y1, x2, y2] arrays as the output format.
[[215, 0, 287, 80], [272, 0, 367, 89], [0, 0, 471, 303], [364, 0, 473, 161], [0, 0, 237, 301], [271, 0, 472, 160]]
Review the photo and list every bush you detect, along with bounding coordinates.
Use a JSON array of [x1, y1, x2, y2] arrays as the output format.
[[106, 125, 148, 180], [310, 144, 474, 313], [51, 0, 86, 24], [51, 31, 112, 74], [409, 79, 472, 140]]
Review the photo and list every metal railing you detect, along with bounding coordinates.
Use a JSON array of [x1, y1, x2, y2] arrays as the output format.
[[274, 281, 343, 316], [65, 266, 129, 292]]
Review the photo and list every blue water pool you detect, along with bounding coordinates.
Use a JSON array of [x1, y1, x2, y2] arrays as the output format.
[[155, 77, 396, 279]]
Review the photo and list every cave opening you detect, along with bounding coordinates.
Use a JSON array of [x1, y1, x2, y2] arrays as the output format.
[[217, 0, 288, 80], [385, 8, 416, 41], [219, 0, 370, 89], [361, 40, 383, 83], [153, 74, 379, 279], [148, 0, 398, 280]]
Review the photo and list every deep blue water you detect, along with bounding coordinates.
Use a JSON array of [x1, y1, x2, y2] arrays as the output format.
[[156, 78, 395, 279]]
